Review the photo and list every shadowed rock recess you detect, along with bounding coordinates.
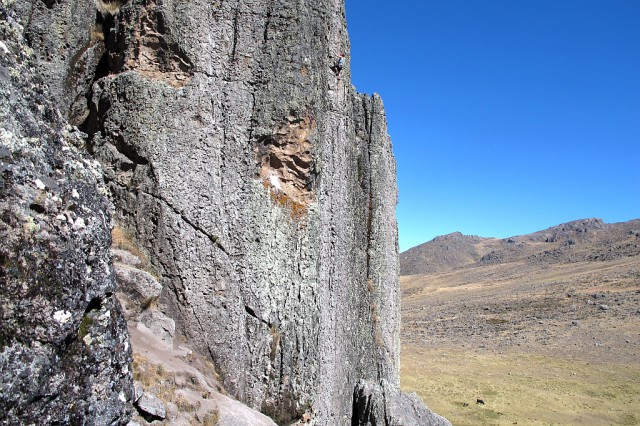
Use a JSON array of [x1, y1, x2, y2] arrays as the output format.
[[3, 0, 449, 424]]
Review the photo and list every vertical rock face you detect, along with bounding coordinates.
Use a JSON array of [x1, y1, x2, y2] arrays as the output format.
[[84, 3, 401, 421], [0, 7, 132, 424], [11, 0, 446, 424]]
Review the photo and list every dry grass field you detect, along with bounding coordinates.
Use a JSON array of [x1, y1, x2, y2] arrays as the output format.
[[402, 347, 640, 426], [400, 220, 640, 425]]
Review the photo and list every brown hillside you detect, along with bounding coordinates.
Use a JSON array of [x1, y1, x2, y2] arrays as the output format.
[[400, 218, 640, 276], [400, 232, 489, 275]]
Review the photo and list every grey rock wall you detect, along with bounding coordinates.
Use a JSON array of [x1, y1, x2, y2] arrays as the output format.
[[81, 2, 403, 422], [0, 6, 132, 424], [9, 0, 105, 126], [11, 0, 446, 424]]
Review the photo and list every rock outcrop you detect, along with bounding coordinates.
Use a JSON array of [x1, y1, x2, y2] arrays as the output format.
[[6, 0, 447, 424], [0, 8, 132, 424], [353, 380, 451, 426], [401, 232, 488, 275]]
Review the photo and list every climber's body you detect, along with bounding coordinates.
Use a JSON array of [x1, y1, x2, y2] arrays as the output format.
[[333, 53, 345, 77]]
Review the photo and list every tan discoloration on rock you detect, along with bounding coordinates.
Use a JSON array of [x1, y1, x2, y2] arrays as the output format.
[[258, 112, 316, 215], [114, 0, 193, 87]]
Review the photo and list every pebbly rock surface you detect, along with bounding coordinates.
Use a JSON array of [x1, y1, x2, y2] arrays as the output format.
[[14, 0, 447, 424], [0, 7, 132, 424]]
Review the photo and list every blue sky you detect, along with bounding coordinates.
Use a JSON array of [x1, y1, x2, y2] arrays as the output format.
[[345, 0, 640, 251]]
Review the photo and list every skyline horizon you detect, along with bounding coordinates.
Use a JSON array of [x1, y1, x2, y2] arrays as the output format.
[[401, 215, 640, 251]]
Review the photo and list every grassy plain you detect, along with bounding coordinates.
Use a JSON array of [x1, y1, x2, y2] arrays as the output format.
[[400, 252, 640, 425], [402, 346, 640, 426]]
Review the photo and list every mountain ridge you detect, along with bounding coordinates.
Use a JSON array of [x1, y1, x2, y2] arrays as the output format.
[[401, 218, 640, 276]]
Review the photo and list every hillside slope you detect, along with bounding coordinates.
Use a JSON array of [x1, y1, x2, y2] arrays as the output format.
[[400, 232, 488, 275], [400, 218, 640, 425]]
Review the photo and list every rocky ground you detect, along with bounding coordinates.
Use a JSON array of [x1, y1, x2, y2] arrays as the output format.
[[111, 235, 280, 426], [402, 256, 640, 365]]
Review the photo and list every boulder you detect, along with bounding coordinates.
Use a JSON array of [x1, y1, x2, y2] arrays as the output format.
[[136, 392, 166, 421], [138, 309, 176, 347], [115, 263, 162, 307]]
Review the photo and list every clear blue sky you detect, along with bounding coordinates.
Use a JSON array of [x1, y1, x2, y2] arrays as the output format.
[[345, 0, 640, 252]]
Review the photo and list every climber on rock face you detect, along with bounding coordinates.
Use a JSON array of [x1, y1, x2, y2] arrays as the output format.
[[334, 53, 345, 77]]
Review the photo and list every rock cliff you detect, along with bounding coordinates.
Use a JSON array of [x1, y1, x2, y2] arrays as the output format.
[[3, 0, 448, 424]]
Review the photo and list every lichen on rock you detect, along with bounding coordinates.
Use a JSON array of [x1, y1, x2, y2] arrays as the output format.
[[0, 6, 132, 424]]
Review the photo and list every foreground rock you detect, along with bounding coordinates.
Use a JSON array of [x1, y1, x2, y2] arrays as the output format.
[[354, 380, 452, 426], [136, 392, 166, 421], [0, 8, 132, 424]]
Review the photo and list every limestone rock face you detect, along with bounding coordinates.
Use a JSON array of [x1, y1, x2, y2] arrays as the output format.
[[12, 0, 445, 424], [0, 7, 132, 424]]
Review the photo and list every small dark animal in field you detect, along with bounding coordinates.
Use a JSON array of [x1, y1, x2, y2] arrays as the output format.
[[476, 398, 485, 405]]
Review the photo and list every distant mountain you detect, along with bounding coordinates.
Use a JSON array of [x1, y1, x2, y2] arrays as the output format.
[[400, 232, 489, 275], [400, 218, 640, 276]]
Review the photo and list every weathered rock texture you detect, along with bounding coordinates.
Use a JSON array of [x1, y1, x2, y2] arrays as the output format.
[[117, 245, 279, 425], [11, 0, 446, 424], [354, 380, 452, 426], [0, 7, 132, 424]]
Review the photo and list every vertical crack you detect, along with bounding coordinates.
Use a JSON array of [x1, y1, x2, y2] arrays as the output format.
[[364, 96, 375, 276], [79, 9, 117, 139], [231, 7, 240, 62], [263, 0, 273, 44]]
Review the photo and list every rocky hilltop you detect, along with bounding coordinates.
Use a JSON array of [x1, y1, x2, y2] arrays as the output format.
[[400, 232, 488, 275], [1, 0, 448, 424], [401, 218, 640, 276]]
